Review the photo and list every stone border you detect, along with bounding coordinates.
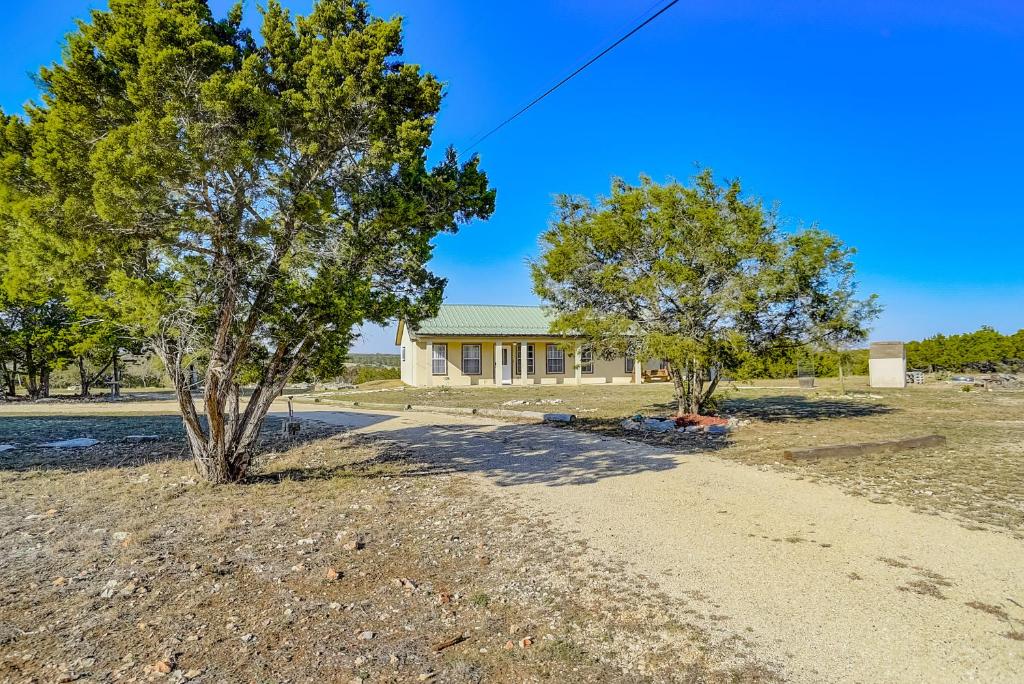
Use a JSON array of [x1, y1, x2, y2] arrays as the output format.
[[289, 396, 575, 423]]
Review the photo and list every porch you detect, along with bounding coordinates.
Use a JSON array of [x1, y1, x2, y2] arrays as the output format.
[[419, 338, 641, 387]]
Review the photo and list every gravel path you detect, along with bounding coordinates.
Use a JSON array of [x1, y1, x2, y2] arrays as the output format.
[[290, 405, 1024, 683]]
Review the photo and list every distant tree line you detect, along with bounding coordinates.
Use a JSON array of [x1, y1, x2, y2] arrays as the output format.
[[905, 327, 1024, 372], [726, 346, 869, 380], [344, 365, 401, 385], [722, 326, 1024, 380], [347, 353, 400, 368]]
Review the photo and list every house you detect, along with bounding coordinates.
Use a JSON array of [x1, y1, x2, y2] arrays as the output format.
[[396, 304, 642, 387]]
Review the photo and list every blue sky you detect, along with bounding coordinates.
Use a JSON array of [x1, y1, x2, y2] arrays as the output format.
[[3, 1, 1022, 352]]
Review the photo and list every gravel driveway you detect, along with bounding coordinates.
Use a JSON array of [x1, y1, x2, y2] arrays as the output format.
[[290, 405, 1024, 683]]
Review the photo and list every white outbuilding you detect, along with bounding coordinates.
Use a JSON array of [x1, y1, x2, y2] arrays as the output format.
[[868, 341, 906, 388]]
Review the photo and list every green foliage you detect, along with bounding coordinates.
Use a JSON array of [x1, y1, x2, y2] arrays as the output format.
[[352, 365, 400, 384], [348, 353, 400, 368], [905, 327, 1024, 372], [726, 346, 869, 379], [2, 0, 494, 481], [0, 293, 75, 398], [532, 171, 879, 413], [0, 61, 136, 399]]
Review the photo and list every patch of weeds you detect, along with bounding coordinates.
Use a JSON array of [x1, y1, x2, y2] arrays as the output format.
[[912, 567, 953, 587], [897, 580, 947, 599], [965, 601, 1009, 620], [784, 536, 805, 544], [1002, 630, 1024, 641], [661, 618, 693, 634], [542, 638, 588, 663], [470, 592, 490, 608], [847, 572, 863, 581], [877, 556, 909, 569]]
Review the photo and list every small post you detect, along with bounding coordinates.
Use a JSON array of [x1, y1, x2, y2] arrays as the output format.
[[282, 396, 300, 437]]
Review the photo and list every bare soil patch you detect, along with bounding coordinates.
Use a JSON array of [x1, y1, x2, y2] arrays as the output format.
[[0, 418, 775, 683]]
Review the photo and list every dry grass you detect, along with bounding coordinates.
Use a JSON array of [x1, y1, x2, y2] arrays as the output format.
[[0, 418, 776, 683], [308, 378, 1024, 538], [964, 601, 1024, 641], [354, 379, 406, 390]]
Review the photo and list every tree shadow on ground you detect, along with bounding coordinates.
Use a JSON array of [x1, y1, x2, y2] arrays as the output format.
[[0, 414, 345, 473], [262, 417, 719, 488], [721, 395, 897, 422], [2, 407, 720, 487]]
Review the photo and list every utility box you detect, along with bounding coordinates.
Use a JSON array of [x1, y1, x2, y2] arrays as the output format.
[[869, 341, 906, 388]]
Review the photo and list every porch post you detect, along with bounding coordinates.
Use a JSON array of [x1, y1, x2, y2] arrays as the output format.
[[410, 340, 417, 387], [633, 357, 642, 384], [494, 340, 502, 385], [425, 340, 433, 387], [520, 342, 528, 385], [573, 341, 582, 384]]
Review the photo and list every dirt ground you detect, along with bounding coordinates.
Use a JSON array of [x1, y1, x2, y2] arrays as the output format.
[[287, 405, 1024, 683], [0, 416, 772, 683], [3, 385, 1023, 682], [310, 379, 1024, 538]]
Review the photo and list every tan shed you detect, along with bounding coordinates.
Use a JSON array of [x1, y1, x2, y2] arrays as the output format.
[[869, 341, 906, 388]]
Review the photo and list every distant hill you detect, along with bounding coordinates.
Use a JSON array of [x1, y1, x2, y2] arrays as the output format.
[[348, 353, 400, 368]]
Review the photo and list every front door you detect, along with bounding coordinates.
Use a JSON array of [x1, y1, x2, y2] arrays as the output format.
[[501, 346, 512, 384]]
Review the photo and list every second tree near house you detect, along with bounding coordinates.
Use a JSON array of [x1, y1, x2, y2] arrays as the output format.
[[397, 304, 652, 387]]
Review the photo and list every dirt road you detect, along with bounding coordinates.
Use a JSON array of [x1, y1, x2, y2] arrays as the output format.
[[289, 405, 1024, 683]]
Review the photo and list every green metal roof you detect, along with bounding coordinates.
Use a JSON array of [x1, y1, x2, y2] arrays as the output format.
[[410, 304, 560, 337]]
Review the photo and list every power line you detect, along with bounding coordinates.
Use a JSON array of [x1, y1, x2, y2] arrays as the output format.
[[458, 0, 680, 159]]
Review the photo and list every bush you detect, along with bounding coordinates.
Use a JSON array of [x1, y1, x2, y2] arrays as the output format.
[[354, 366, 400, 385]]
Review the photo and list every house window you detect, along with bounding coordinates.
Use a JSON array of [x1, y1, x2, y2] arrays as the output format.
[[546, 344, 565, 374], [462, 344, 481, 375], [625, 357, 635, 374], [580, 346, 594, 374], [401, 346, 405, 362], [431, 344, 447, 375], [515, 344, 535, 375]]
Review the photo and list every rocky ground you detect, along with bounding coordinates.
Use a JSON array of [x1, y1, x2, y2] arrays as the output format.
[[287, 406, 1024, 683], [0, 424, 775, 683]]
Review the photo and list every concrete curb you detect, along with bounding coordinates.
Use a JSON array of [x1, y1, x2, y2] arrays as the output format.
[[290, 396, 575, 424]]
